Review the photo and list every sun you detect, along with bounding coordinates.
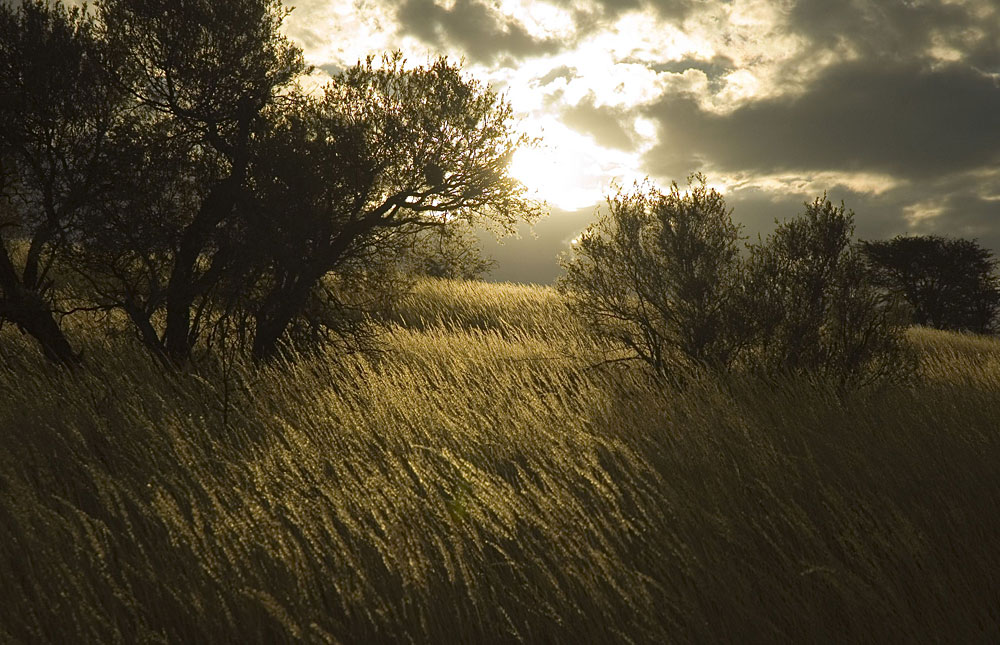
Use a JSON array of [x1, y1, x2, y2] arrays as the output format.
[[507, 115, 655, 212], [508, 126, 605, 211]]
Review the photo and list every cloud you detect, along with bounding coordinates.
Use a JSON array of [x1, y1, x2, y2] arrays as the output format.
[[650, 56, 734, 81], [536, 65, 578, 86], [723, 168, 1000, 264], [395, 0, 562, 63], [286, 0, 1000, 281], [786, 0, 1000, 66], [479, 169, 1000, 285], [644, 60, 1000, 181], [561, 94, 638, 150], [555, 0, 696, 23]]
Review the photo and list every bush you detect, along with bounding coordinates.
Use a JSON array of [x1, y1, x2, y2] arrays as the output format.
[[558, 175, 744, 376], [743, 197, 917, 388], [560, 183, 917, 388]]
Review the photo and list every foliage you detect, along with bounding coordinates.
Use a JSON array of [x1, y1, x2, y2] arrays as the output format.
[[2, 279, 1000, 642], [236, 53, 541, 360], [0, 0, 122, 363], [401, 222, 495, 280], [1, 0, 540, 365], [560, 186, 916, 389], [91, 0, 307, 362], [860, 234, 1000, 334], [558, 175, 744, 376], [744, 196, 917, 388]]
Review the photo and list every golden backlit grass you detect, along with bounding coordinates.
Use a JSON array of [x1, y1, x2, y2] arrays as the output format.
[[1, 278, 999, 642]]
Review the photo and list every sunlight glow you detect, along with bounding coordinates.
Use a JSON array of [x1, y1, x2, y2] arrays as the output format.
[[510, 144, 597, 211], [509, 130, 654, 212]]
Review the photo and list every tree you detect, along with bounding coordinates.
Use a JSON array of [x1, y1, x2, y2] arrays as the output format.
[[558, 175, 744, 376], [860, 235, 1000, 334], [402, 224, 495, 281], [560, 184, 916, 389], [744, 197, 916, 388], [0, 0, 124, 363], [3, 0, 540, 365], [237, 54, 540, 360], [96, 0, 306, 362]]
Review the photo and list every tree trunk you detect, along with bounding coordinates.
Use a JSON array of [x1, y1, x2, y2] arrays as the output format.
[[251, 276, 315, 362], [0, 243, 78, 365], [162, 174, 244, 362], [249, 228, 363, 362]]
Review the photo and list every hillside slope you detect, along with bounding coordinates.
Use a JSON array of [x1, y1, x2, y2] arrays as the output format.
[[2, 278, 999, 642]]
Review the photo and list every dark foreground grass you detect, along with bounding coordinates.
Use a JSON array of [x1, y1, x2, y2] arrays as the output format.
[[1, 279, 999, 643]]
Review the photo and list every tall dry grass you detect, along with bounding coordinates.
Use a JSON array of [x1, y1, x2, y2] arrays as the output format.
[[1, 278, 999, 642]]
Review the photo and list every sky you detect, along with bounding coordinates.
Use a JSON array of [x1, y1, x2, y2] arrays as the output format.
[[282, 0, 1000, 283]]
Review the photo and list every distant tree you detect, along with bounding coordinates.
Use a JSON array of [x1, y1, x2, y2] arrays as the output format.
[[558, 175, 745, 376], [0, 0, 124, 363], [403, 223, 495, 281], [860, 235, 1000, 334], [744, 197, 916, 388]]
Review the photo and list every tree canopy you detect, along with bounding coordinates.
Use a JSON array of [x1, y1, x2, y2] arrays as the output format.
[[0, 0, 120, 363], [558, 175, 743, 376], [860, 235, 1000, 334], [0, 0, 540, 364]]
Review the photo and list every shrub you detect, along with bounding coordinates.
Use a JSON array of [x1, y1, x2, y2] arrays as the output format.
[[742, 196, 917, 388], [558, 175, 744, 376], [560, 183, 917, 389]]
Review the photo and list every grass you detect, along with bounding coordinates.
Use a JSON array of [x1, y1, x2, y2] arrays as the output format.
[[2, 277, 999, 642]]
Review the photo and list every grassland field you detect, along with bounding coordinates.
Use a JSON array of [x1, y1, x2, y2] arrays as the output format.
[[2, 277, 999, 643]]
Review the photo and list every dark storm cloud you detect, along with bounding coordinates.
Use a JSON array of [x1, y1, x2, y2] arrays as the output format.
[[787, 0, 1000, 71], [395, 0, 560, 63], [392, 0, 702, 64], [561, 95, 637, 150], [480, 173, 1000, 286], [644, 60, 1000, 180], [592, 0, 693, 19], [723, 184, 907, 244], [725, 171, 1000, 256]]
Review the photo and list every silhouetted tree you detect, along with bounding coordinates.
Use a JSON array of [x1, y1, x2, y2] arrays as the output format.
[[860, 235, 1000, 334], [744, 197, 916, 388], [559, 175, 745, 376], [0, 0, 124, 363], [3, 0, 540, 365], [96, 0, 306, 362], [67, 113, 206, 359], [239, 54, 540, 360]]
